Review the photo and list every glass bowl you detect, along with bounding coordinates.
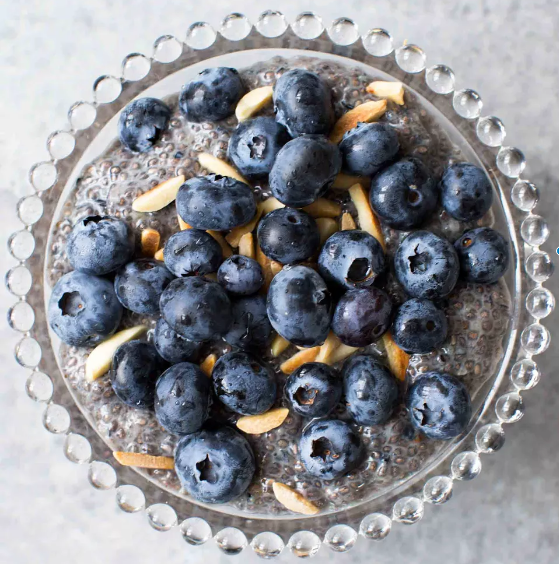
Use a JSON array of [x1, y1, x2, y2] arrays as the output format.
[[7, 11, 554, 558]]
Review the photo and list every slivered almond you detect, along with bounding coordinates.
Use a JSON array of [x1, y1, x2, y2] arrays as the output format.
[[207, 231, 233, 258], [329, 99, 388, 144], [341, 212, 357, 230], [348, 183, 386, 251], [200, 354, 217, 378], [315, 332, 341, 364], [329, 343, 359, 364], [132, 175, 185, 212], [272, 482, 320, 515], [238, 232, 255, 259], [316, 218, 338, 245], [303, 198, 341, 218], [113, 451, 175, 470], [86, 325, 148, 382], [140, 228, 161, 257], [256, 243, 274, 289], [333, 173, 370, 189], [154, 248, 165, 261], [226, 206, 263, 247], [270, 260, 283, 276], [366, 81, 405, 105], [197, 153, 250, 185], [260, 197, 285, 215], [237, 407, 289, 434], [178, 214, 191, 230], [235, 85, 274, 121], [383, 332, 410, 381], [271, 334, 290, 357], [280, 346, 321, 374]]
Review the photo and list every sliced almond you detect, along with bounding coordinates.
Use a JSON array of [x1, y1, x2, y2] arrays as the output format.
[[225, 206, 263, 247], [154, 247, 165, 261], [132, 175, 185, 213], [272, 482, 320, 515], [329, 99, 388, 144], [366, 81, 405, 105], [303, 198, 341, 219], [316, 218, 339, 245], [85, 325, 148, 382], [271, 334, 290, 357], [113, 451, 175, 470], [207, 231, 233, 258], [178, 214, 191, 230], [235, 85, 274, 122], [200, 353, 217, 378], [329, 343, 359, 365], [315, 332, 341, 364], [238, 232, 255, 259], [348, 183, 386, 251], [270, 260, 283, 276], [341, 212, 357, 231], [260, 197, 285, 215], [256, 243, 274, 289], [280, 346, 321, 374], [198, 153, 250, 185], [383, 332, 410, 381], [333, 173, 370, 190], [237, 407, 289, 434], [140, 228, 161, 257]]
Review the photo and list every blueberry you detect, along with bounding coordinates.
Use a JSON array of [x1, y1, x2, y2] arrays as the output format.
[[114, 259, 174, 315], [394, 231, 459, 299], [392, 298, 448, 354], [273, 69, 335, 137], [110, 341, 166, 408], [406, 372, 472, 440], [228, 117, 290, 178], [217, 255, 264, 296], [285, 362, 341, 418], [440, 162, 493, 221], [160, 277, 232, 341], [332, 287, 392, 347], [175, 426, 255, 503], [176, 175, 256, 231], [212, 352, 276, 415], [155, 362, 211, 435], [48, 271, 122, 346], [66, 215, 134, 275], [154, 317, 202, 364], [267, 265, 332, 347], [257, 208, 320, 264], [118, 97, 171, 153], [318, 230, 386, 291], [269, 136, 342, 207], [163, 229, 222, 277], [299, 419, 365, 480], [342, 354, 399, 426], [339, 122, 400, 177], [179, 67, 245, 123], [369, 158, 438, 230], [224, 295, 272, 350], [454, 227, 510, 284]]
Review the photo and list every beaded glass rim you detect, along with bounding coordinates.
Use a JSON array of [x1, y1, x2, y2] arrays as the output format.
[[6, 11, 554, 559]]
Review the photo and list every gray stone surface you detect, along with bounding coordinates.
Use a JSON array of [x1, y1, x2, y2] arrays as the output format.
[[1, 1, 558, 562]]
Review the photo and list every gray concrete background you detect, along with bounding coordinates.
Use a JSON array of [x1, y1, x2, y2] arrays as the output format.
[[1, 1, 558, 563]]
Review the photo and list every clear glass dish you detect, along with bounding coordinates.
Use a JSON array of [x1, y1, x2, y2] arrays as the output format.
[[6, 11, 554, 558]]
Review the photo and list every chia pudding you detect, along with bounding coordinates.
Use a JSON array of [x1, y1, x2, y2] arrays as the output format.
[[46, 56, 511, 517]]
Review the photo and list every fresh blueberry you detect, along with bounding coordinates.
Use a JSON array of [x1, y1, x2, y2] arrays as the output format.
[[154, 362, 211, 435], [406, 372, 472, 440], [273, 69, 335, 137], [454, 227, 510, 284], [269, 136, 342, 207], [257, 208, 320, 264], [114, 259, 174, 315], [224, 294, 272, 350], [318, 230, 386, 291], [176, 175, 256, 231], [217, 255, 264, 296], [66, 215, 134, 275], [110, 341, 166, 408], [332, 287, 392, 347], [212, 351, 276, 415], [154, 317, 201, 364], [179, 67, 245, 123], [342, 354, 399, 426], [299, 419, 365, 480], [369, 157, 438, 230], [440, 162, 493, 221], [267, 265, 332, 347], [118, 97, 171, 153], [392, 298, 448, 354], [160, 277, 232, 341], [163, 229, 222, 277], [228, 117, 290, 178], [48, 271, 122, 346], [285, 362, 341, 418], [339, 122, 400, 177], [394, 231, 459, 299]]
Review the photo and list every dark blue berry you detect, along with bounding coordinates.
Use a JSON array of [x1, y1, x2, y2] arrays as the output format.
[[257, 208, 320, 264], [267, 265, 332, 347], [455, 227, 510, 284], [406, 372, 472, 440], [369, 158, 438, 230], [163, 229, 222, 277], [118, 97, 171, 153], [224, 294, 272, 350], [394, 231, 459, 299], [48, 271, 122, 346], [217, 255, 264, 296], [179, 67, 245, 122], [154, 317, 201, 364]]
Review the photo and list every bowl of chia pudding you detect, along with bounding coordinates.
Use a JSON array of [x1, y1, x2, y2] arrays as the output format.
[[9, 11, 552, 558]]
